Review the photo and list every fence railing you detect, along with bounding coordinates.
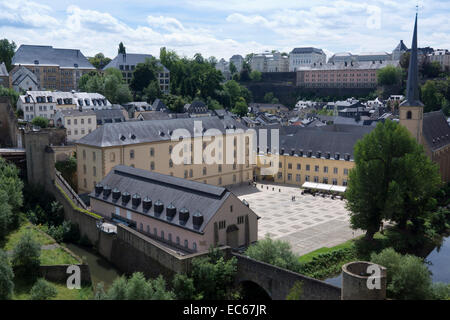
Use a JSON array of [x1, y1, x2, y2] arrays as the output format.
[[55, 170, 88, 210]]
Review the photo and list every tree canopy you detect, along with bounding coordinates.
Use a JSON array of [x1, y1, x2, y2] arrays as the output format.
[[345, 120, 441, 241], [88, 53, 112, 70], [0, 39, 16, 71], [376, 65, 402, 86], [118, 42, 126, 54]]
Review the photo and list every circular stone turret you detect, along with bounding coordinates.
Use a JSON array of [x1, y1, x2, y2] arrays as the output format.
[[341, 261, 387, 300]]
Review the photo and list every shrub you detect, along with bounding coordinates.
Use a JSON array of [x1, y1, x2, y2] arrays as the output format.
[[371, 248, 434, 300], [432, 282, 450, 300], [286, 281, 303, 300], [29, 279, 57, 300], [31, 116, 49, 128], [0, 249, 14, 300], [11, 232, 41, 280], [245, 235, 302, 273]]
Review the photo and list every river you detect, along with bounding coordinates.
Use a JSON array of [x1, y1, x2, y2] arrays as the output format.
[[324, 236, 450, 288], [66, 243, 122, 289]]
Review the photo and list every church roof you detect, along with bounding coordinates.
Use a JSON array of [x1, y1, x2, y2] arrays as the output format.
[[423, 111, 450, 151]]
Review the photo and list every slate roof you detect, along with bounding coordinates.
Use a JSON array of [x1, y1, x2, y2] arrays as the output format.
[[304, 60, 399, 71], [77, 115, 246, 147], [12, 45, 95, 69], [59, 109, 96, 117], [93, 109, 125, 124], [423, 111, 450, 151], [184, 100, 208, 114], [257, 124, 373, 159], [0, 62, 8, 76], [138, 111, 171, 121], [11, 66, 38, 87], [151, 98, 167, 111], [89, 165, 231, 234], [103, 53, 169, 72], [291, 47, 325, 55]]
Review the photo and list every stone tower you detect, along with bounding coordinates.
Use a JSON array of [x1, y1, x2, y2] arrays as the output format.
[[399, 13, 424, 143]]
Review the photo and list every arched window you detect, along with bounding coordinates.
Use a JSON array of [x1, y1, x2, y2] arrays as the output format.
[[407, 110, 412, 119]]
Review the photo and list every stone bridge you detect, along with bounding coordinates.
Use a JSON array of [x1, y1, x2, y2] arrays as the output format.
[[232, 253, 341, 300]]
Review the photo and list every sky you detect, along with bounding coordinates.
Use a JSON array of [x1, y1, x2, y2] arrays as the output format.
[[1, 0, 449, 61]]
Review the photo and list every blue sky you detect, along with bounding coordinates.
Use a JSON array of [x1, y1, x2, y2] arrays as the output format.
[[1, 0, 449, 60]]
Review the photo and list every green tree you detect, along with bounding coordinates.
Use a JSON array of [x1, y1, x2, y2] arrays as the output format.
[[190, 248, 238, 300], [345, 120, 441, 241], [143, 80, 161, 103], [229, 62, 237, 74], [31, 116, 49, 128], [29, 279, 57, 300], [0, 191, 12, 240], [421, 80, 443, 112], [231, 97, 248, 117], [55, 157, 77, 190], [371, 248, 433, 300], [0, 85, 20, 109], [118, 42, 126, 54], [130, 57, 162, 94], [149, 275, 175, 300], [264, 92, 275, 103], [94, 282, 107, 300], [0, 157, 23, 228], [172, 274, 199, 300], [88, 53, 112, 70], [11, 232, 41, 280], [377, 65, 402, 86], [125, 272, 152, 300], [106, 276, 127, 300], [0, 249, 14, 300], [0, 39, 16, 71], [245, 235, 302, 272], [250, 70, 262, 82]]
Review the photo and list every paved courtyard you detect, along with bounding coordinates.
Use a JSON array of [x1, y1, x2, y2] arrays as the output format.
[[230, 183, 364, 256]]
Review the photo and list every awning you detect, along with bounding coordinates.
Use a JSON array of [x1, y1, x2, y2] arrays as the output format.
[[301, 182, 347, 193]]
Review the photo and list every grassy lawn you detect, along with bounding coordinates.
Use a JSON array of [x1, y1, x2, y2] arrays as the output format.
[[40, 247, 80, 265], [298, 232, 389, 280], [3, 221, 55, 251], [12, 278, 92, 300]]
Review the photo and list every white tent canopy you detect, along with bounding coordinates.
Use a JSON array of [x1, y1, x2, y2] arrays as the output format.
[[301, 182, 347, 193]]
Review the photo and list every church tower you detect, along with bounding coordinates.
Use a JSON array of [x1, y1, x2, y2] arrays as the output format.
[[399, 13, 424, 143]]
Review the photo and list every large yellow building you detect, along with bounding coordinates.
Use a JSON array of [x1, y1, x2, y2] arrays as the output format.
[[76, 116, 255, 194], [255, 125, 374, 187]]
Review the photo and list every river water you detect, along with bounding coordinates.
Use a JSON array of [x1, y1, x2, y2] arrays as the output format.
[[324, 236, 450, 288], [66, 243, 122, 289]]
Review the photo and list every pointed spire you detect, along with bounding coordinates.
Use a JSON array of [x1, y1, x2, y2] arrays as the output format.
[[401, 13, 423, 106]]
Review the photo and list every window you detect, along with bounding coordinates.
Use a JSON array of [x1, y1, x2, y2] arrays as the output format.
[[184, 240, 188, 248], [306, 164, 310, 171], [323, 177, 328, 184], [314, 176, 319, 182], [169, 159, 173, 168], [140, 223, 143, 231], [277, 172, 282, 179], [161, 231, 164, 240], [230, 205, 233, 212], [288, 163, 292, 169], [81, 119, 84, 125], [296, 174, 301, 182], [93, 166, 96, 177], [344, 168, 349, 176], [407, 110, 412, 119], [130, 150, 135, 159], [150, 162, 155, 170], [147, 225, 150, 233], [237, 216, 244, 224], [193, 242, 197, 251], [218, 220, 226, 229], [324, 166, 328, 173], [315, 165, 319, 172], [126, 210, 131, 220], [332, 178, 337, 185], [83, 165, 86, 174], [176, 236, 180, 245], [189, 169, 193, 177], [168, 233, 172, 242], [169, 145, 172, 154], [288, 173, 292, 181], [279, 162, 282, 168], [218, 164, 222, 172], [184, 170, 188, 178], [115, 207, 120, 216], [333, 167, 338, 174], [88, 118, 91, 124], [203, 167, 207, 175], [154, 228, 157, 236], [150, 148, 154, 157], [67, 119, 71, 125], [343, 179, 348, 186], [297, 164, 301, 170]]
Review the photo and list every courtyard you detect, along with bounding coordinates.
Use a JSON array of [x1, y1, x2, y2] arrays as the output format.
[[230, 182, 364, 256]]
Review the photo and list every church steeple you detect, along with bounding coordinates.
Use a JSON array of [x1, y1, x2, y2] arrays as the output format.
[[399, 12, 424, 143], [401, 12, 423, 107]]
